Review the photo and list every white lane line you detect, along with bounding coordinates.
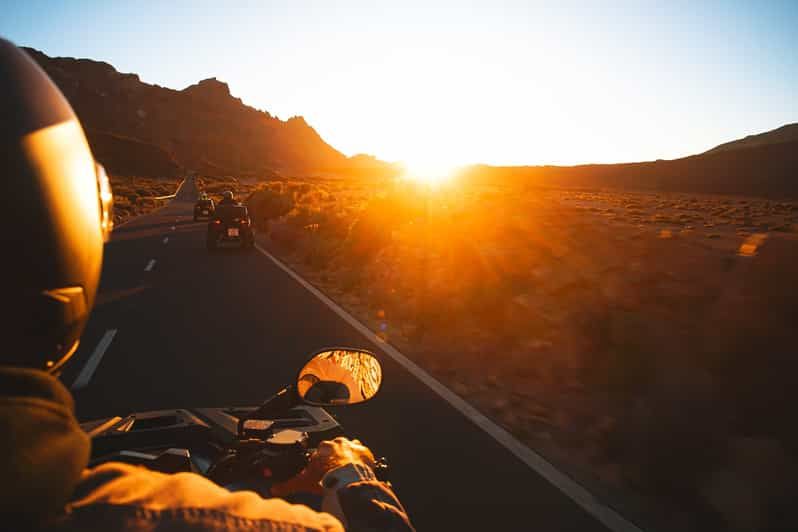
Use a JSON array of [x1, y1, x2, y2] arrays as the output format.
[[254, 243, 643, 532], [71, 329, 118, 390], [163, 236, 169, 244], [144, 259, 156, 271]]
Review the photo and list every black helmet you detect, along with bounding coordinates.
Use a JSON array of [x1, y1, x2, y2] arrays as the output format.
[[222, 190, 234, 201], [1, 39, 112, 373]]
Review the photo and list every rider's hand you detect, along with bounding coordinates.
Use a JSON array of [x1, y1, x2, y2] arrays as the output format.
[[271, 437, 375, 496]]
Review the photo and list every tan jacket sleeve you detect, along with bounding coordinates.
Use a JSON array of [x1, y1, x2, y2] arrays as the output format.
[[66, 462, 344, 531]]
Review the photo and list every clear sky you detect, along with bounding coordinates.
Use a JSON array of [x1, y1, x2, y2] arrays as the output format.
[[2, 0, 796, 170]]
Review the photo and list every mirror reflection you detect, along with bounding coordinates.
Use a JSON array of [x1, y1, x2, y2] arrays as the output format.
[[297, 349, 382, 406]]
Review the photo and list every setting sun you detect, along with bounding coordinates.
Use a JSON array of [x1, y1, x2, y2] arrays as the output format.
[[401, 158, 458, 186]]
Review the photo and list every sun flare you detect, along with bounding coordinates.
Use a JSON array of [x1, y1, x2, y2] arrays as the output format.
[[401, 159, 457, 186]]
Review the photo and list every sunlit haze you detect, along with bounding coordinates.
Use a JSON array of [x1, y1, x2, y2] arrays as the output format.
[[2, 0, 796, 169]]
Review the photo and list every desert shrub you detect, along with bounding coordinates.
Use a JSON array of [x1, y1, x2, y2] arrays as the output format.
[[268, 221, 300, 251], [302, 232, 339, 270], [345, 189, 425, 259], [310, 208, 351, 241], [287, 182, 312, 198], [248, 186, 294, 227], [346, 216, 391, 259], [336, 266, 363, 293], [300, 187, 332, 207], [285, 204, 319, 229]]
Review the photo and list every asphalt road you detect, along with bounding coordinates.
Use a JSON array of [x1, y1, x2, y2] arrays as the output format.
[[64, 179, 617, 531]]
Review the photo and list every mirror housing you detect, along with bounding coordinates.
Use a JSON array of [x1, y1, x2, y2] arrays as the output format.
[[297, 348, 382, 406], [239, 347, 383, 436], [95, 162, 114, 242]]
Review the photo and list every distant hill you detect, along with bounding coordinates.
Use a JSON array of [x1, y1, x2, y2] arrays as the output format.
[[462, 125, 798, 198], [23, 47, 366, 178], [707, 123, 798, 154]]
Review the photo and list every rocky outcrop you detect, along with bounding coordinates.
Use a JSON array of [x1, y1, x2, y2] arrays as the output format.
[[24, 47, 348, 178]]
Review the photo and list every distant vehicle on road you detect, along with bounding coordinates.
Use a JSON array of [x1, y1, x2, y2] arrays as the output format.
[[207, 204, 254, 251], [194, 198, 215, 221]]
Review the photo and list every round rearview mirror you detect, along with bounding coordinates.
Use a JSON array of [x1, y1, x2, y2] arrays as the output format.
[[297, 348, 382, 406]]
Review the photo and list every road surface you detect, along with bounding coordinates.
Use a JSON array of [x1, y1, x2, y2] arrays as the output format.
[[64, 178, 633, 531]]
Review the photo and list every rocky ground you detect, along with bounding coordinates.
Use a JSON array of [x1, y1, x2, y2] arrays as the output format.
[[247, 178, 798, 531]]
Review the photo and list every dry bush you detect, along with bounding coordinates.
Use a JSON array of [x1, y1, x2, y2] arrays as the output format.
[[109, 175, 180, 224], [248, 184, 294, 228]]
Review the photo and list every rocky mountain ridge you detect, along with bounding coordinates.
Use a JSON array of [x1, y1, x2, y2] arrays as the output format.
[[24, 47, 350, 178]]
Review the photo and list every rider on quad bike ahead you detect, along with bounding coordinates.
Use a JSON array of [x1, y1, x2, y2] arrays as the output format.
[[0, 38, 413, 531], [207, 190, 255, 251]]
